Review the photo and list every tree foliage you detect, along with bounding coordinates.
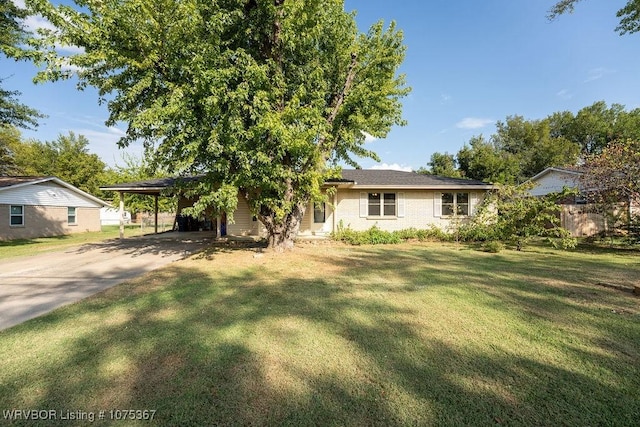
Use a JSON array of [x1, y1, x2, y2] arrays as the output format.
[[12, 132, 107, 194], [0, 1, 43, 129], [549, 0, 640, 35], [103, 154, 177, 215], [416, 152, 461, 178], [26, 0, 409, 250], [579, 139, 640, 239], [467, 183, 577, 251], [456, 135, 520, 184], [423, 102, 639, 184], [0, 125, 21, 175]]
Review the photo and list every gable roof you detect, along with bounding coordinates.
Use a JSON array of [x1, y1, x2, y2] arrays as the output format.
[[529, 167, 582, 182], [0, 176, 110, 207]]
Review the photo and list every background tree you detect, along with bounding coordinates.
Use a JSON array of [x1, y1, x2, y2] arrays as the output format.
[[417, 152, 461, 178], [493, 115, 580, 180], [27, 0, 409, 251], [103, 153, 177, 215], [549, 1, 640, 35], [12, 132, 107, 194], [0, 0, 43, 129], [456, 135, 520, 184], [0, 125, 21, 175]]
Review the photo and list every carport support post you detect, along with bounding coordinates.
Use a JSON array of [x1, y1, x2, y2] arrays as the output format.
[[154, 194, 159, 234], [119, 191, 125, 239]]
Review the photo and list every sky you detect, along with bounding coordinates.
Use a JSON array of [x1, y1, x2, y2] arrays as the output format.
[[3, 0, 640, 171]]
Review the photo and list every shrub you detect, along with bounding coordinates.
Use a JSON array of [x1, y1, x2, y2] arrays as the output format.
[[482, 241, 504, 253]]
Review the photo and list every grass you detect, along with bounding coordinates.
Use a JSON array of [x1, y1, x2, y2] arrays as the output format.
[[0, 241, 639, 426], [0, 225, 149, 259]]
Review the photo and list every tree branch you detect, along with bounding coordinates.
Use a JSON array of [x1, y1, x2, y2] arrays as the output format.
[[317, 52, 358, 157]]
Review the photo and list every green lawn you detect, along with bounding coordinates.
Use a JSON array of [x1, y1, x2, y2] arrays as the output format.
[[1, 242, 638, 426], [0, 225, 149, 259]]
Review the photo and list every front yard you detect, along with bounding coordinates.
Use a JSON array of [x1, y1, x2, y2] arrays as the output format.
[[0, 242, 638, 426]]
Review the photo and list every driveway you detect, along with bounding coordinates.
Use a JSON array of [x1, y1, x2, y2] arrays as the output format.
[[0, 232, 214, 331]]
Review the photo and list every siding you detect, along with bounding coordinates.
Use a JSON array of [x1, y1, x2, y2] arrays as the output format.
[[530, 171, 580, 196], [0, 205, 101, 241], [0, 182, 103, 208], [226, 197, 264, 236]]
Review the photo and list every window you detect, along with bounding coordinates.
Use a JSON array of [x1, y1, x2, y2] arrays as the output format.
[[10, 205, 24, 226], [313, 203, 326, 223], [368, 193, 396, 217], [68, 207, 77, 225], [441, 192, 469, 216]]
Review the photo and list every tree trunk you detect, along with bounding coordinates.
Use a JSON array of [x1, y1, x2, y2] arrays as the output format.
[[261, 202, 306, 252]]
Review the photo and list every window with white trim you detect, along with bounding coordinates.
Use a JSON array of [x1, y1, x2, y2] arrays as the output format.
[[441, 192, 469, 216], [10, 205, 24, 226], [361, 192, 405, 218], [368, 192, 396, 217], [68, 207, 77, 225]]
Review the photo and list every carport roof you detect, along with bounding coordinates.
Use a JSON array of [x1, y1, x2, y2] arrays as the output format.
[[100, 175, 204, 195]]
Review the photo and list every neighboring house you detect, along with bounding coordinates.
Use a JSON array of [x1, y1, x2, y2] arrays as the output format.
[[529, 167, 582, 198], [0, 176, 109, 241], [100, 207, 131, 225], [102, 170, 493, 238], [529, 167, 608, 237]]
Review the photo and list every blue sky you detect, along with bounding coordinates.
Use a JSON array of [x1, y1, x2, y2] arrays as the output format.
[[4, 0, 639, 170]]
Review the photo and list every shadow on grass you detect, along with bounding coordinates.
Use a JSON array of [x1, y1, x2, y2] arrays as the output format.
[[0, 235, 71, 248], [0, 244, 639, 426]]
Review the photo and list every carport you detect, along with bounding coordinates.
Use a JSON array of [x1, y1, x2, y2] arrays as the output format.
[[100, 176, 206, 239]]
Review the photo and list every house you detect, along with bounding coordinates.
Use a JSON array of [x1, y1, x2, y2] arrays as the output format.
[[0, 176, 109, 241], [529, 167, 608, 237], [102, 170, 492, 238], [100, 207, 131, 225], [528, 167, 582, 197]]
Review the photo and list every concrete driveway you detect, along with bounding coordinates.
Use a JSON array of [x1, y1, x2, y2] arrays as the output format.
[[0, 232, 214, 331]]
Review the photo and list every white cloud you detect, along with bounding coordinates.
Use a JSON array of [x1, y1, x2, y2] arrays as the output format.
[[556, 89, 573, 100], [361, 131, 378, 143], [456, 117, 494, 130], [440, 93, 452, 104], [584, 67, 615, 83], [13, 1, 84, 54], [369, 163, 413, 172], [67, 126, 139, 166]]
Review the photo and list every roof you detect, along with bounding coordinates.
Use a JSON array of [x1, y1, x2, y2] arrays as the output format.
[[529, 167, 583, 182], [329, 169, 492, 189], [0, 176, 49, 188], [102, 170, 493, 194], [100, 175, 204, 195], [0, 176, 110, 207]]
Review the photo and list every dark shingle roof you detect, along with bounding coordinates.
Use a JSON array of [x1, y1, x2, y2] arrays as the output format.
[[332, 169, 491, 187], [101, 170, 491, 193], [100, 176, 203, 194]]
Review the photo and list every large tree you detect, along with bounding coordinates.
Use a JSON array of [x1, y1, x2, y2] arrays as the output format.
[[549, 1, 640, 35], [0, 0, 43, 129], [27, 0, 409, 250]]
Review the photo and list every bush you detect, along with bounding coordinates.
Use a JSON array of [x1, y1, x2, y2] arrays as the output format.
[[482, 241, 504, 253], [332, 224, 452, 246]]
